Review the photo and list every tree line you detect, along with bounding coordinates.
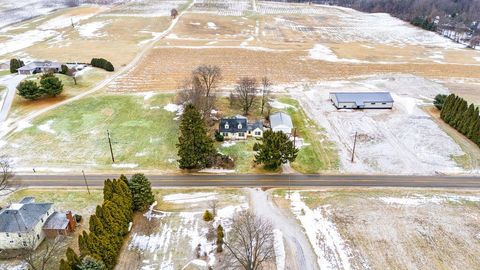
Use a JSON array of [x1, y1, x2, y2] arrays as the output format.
[[59, 174, 154, 270], [90, 58, 114, 72], [440, 94, 480, 146]]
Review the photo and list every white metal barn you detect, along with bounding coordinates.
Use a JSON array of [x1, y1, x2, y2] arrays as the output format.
[[330, 92, 394, 109], [270, 112, 293, 135]]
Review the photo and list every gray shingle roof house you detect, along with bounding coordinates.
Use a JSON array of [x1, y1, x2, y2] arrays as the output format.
[[219, 116, 264, 139], [17, 61, 62, 75], [330, 92, 394, 109], [270, 112, 293, 135], [0, 197, 54, 250]]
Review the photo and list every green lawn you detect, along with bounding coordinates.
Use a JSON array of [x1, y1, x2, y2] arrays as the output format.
[[275, 97, 339, 173], [0, 70, 10, 77], [2, 93, 180, 171]]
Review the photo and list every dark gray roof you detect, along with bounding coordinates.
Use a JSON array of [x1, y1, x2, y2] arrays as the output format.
[[219, 117, 247, 133], [43, 212, 68, 230], [19, 197, 35, 204], [331, 92, 394, 106], [247, 121, 263, 131], [0, 200, 53, 233]]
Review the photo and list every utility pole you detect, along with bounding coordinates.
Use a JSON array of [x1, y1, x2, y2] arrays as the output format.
[[107, 129, 115, 163], [82, 170, 90, 195], [351, 131, 358, 163]]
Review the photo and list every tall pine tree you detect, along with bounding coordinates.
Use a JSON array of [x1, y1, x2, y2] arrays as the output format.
[[177, 103, 215, 169]]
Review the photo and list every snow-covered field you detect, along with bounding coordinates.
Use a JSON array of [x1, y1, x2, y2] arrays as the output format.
[[122, 190, 249, 269], [291, 74, 467, 174], [279, 188, 480, 270]]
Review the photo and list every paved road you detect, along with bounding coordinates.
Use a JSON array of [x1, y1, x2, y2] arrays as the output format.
[[11, 173, 480, 188], [0, 74, 26, 122]]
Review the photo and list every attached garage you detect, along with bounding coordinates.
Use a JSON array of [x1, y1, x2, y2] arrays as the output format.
[[330, 92, 394, 109]]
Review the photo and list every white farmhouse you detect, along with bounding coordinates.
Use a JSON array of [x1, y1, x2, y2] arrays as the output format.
[[0, 197, 54, 250], [330, 92, 394, 109], [270, 112, 293, 135]]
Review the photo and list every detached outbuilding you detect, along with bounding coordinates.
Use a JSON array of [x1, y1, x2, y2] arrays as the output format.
[[270, 112, 293, 135], [330, 92, 394, 109]]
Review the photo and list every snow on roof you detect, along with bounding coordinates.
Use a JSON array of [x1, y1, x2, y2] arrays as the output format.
[[270, 112, 293, 129], [331, 92, 394, 106]]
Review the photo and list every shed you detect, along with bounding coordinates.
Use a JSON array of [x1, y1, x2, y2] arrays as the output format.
[[330, 92, 394, 109], [270, 112, 293, 135]]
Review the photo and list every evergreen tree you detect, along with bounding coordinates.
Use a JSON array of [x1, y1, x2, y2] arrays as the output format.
[[119, 174, 129, 185], [89, 215, 105, 236], [103, 179, 113, 201], [10, 59, 20, 73], [203, 210, 214, 221], [129, 173, 155, 211], [40, 73, 64, 97], [177, 104, 215, 169], [254, 130, 298, 170], [77, 256, 106, 270], [433, 94, 447, 110], [78, 232, 90, 257], [17, 80, 42, 100], [216, 224, 224, 253]]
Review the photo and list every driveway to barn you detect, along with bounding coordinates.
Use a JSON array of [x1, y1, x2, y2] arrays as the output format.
[[0, 74, 26, 122]]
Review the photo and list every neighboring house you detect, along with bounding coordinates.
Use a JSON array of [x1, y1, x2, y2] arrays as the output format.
[[17, 61, 62, 75], [270, 112, 293, 135], [247, 121, 264, 138], [219, 116, 247, 140], [0, 61, 9, 70], [0, 197, 76, 250], [329, 92, 394, 109]]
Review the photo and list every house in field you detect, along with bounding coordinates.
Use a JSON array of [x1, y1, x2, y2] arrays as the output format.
[[0, 197, 76, 250], [329, 92, 394, 109], [270, 112, 293, 135], [219, 116, 264, 140], [17, 61, 62, 75]]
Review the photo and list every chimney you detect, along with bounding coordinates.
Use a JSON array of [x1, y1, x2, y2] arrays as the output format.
[[66, 211, 77, 232]]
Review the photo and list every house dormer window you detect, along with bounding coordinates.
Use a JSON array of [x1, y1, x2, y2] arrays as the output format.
[[238, 123, 242, 129], [224, 123, 229, 129]]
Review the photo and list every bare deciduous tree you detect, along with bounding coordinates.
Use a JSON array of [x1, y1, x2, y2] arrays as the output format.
[[260, 77, 271, 115], [470, 35, 480, 49], [0, 155, 13, 194], [23, 236, 65, 270], [223, 211, 275, 270], [208, 199, 219, 216], [67, 68, 77, 85], [171, 8, 178, 19], [231, 77, 259, 116], [177, 65, 222, 119]]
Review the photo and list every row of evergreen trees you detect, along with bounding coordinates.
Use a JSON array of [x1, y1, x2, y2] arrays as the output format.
[[90, 58, 114, 72], [60, 174, 154, 270], [440, 94, 480, 146]]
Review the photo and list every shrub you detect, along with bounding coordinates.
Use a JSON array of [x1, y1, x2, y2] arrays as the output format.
[[17, 80, 42, 100], [40, 73, 64, 97], [203, 210, 214, 222], [434, 94, 448, 110], [91, 58, 114, 72], [214, 131, 224, 142], [74, 214, 83, 223]]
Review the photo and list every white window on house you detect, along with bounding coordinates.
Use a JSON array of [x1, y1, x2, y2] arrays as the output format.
[[239, 132, 245, 137], [23, 241, 27, 247], [9, 240, 13, 243], [371, 102, 376, 105], [224, 123, 229, 129], [222, 132, 228, 136], [343, 105, 347, 108], [238, 123, 242, 129], [382, 102, 387, 105], [255, 131, 261, 136]]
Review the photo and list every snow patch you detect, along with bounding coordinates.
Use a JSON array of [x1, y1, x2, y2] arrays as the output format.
[[207, 22, 217, 30], [378, 195, 480, 206], [112, 163, 138, 168], [163, 103, 182, 112], [77, 21, 108, 38], [273, 229, 286, 270], [37, 120, 55, 134], [290, 192, 354, 270], [269, 100, 296, 110], [163, 192, 218, 204], [309, 44, 363, 63], [221, 141, 236, 148]]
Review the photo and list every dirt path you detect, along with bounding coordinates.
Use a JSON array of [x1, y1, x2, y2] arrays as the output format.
[[247, 188, 319, 270], [0, 2, 194, 140]]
